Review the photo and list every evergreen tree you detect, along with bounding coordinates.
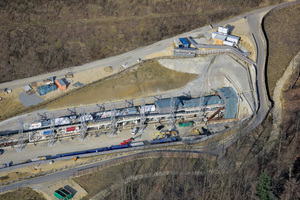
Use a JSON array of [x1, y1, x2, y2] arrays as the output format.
[[256, 171, 273, 200]]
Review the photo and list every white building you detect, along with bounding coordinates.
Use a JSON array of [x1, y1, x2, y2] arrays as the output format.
[[218, 26, 229, 35], [226, 35, 240, 44]]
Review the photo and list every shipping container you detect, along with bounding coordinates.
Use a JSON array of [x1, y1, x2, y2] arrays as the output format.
[[218, 26, 229, 34], [43, 130, 53, 135], [56, 79, 67, 91], [110, 144, 130, 150], [37, 84, 57, 96], [29, 122, 42, 129], [150, 137, 177, 144], [66, 127, 76, 132], [31, 156, 47, 162], [226, 35, 240, 44], [55, 117, 71, 126], [178, 122, 194, 127], [179, 38, 190, 48], [223, 40, 234, 46], [129, 142, 145, 147]]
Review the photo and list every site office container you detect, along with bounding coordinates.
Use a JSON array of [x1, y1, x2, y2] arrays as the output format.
[[56, 79, 67, 91], [179, 38, 190, 48]]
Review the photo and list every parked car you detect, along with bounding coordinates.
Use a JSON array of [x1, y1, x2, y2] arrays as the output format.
[[0, 149, 4, 155], [156, 125, 165, 131], [131, 127, 139, 135]]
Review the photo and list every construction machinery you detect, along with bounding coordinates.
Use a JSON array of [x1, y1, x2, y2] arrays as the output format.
[[153, 130, 178, 140], [120, 138, 134, 145]]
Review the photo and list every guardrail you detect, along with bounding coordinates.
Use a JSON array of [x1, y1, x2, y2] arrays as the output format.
[[195, 47, 255, 65]]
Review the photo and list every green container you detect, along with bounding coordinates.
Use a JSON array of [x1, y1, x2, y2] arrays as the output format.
[[54, 187, 73, 200], [179, 122, 193, 127]]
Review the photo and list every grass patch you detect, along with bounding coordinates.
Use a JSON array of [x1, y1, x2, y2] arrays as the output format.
[[0, 187, 45, 200], [46, 60, 198, 109], [264, 5, 300, 98]]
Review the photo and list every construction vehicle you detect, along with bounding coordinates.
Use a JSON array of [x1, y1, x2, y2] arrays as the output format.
[[192, 127, 213, 136], [153, 130, 178, 140], [153, 133, 165, 140], [162, 130, 178, 137], [120, 138, 134, 145]]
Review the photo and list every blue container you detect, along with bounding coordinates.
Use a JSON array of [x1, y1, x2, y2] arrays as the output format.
[[179, 38, 190, 48], [110, 144, 130, 150], [37, 84, 57, 96], [43, 130, 53, 135], [150, 137, 177, 144]]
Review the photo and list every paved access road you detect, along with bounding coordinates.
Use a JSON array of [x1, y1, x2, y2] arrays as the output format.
[[0, 158, 111, 193], [0, 149, 213, 193]]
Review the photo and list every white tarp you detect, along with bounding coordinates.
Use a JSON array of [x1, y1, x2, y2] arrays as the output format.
[[54, 117, 71, 126], [144, 105, 156, 113], [29, 122, 42, 129]]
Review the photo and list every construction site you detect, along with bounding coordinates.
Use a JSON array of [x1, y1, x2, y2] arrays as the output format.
[[0, 24, 258, 166]]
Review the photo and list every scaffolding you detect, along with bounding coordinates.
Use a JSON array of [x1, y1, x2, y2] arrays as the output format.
[[96, 103, 105, 112], [140, 99, 146, 131], [198, 91, 205, 122], [125, 99, 134, 107], [37, 112, 47, 121], [16, 119, 24, 151], [48, 113, 56, 146], [183, 91, 191, 98], [168, 97, 176, 130], [67, 107, 76, 116], [79, 109, 87, 140], [110, 104, 117, 135]]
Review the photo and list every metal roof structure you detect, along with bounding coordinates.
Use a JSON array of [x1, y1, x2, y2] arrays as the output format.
[[218, 87, 238, 119], [155, 97, 182, 113], [226, 35, 240, 44], [214, 33, 227, 41], [173, 47, 196, 57], [37, 84, 57, 96], [182, 95, 224, 108], [57, 79, 66, 86], [22, 84, 32, 92]]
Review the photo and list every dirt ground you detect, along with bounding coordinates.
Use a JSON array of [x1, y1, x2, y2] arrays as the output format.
[[0, 88, 26, 120], [0, 66, 115, 121], [146, 46, 173, 59], [46, 60, 197, 110], [40, 66, 116, 101], [0, 187, 45, 200]]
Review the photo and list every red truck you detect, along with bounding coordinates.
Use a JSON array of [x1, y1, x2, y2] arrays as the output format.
[[120, 138, 134, 145]]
